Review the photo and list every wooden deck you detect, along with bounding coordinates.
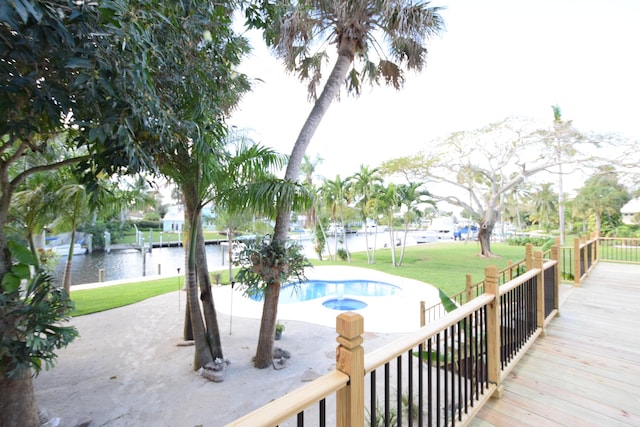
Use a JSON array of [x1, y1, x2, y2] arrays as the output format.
[[469, 262, 640, 427]]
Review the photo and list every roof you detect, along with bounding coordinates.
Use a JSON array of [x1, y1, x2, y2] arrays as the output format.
[[621, 198, 640, 214]]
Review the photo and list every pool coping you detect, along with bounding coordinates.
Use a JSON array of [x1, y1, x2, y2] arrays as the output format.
[[212, 265, 441, 333]]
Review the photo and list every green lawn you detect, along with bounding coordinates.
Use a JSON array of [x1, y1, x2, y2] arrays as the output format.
[[309, 242, 530, 296], [71, 241, 534, 316]]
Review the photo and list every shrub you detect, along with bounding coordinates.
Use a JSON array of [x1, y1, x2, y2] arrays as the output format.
[[505, 235, 549, 247]]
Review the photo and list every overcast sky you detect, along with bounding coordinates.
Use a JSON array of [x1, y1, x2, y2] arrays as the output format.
[[229, 0, 640, 183]]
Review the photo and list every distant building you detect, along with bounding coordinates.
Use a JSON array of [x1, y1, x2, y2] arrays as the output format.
[[621, 198, 640, 225], [162, 205, 215, 232], [162, 205, 185, 232]]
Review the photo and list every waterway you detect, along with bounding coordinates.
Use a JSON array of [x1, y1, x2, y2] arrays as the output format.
[[56, 231, 445, 286]]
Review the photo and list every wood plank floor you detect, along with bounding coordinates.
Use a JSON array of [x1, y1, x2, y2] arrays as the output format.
[[469, 262, 640, 427]]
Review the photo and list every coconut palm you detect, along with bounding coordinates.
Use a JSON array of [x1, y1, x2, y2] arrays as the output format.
[[321, 175, 351, 261], [396, 182, 431, 266], [299, 154, 323, 229], [351, 165, 383, 263], [531, 183, 558, 233], [246, 0, 445, 368]]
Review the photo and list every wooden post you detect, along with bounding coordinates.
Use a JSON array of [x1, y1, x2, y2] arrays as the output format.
[[336, 312, 365, 427], [420, 301, 426, 328], [484, 265, 503, 398], [465, 274, 473, 303], [525, 244, 533, 271], [98, 269, 105, 282], [507, 260, 514, 280], [534, 251, 545, 334], [574, 237, 581, 287], [551, 244, 560, 316]]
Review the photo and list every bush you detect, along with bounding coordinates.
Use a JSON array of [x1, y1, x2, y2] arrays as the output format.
[[337, 248, 349, 261], [505, 235, 550, 247]]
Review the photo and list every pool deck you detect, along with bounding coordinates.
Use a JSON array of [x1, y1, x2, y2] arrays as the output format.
[[212, 265, 441, 333]]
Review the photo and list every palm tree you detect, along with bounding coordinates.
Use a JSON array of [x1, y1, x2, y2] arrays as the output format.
[[396, 182, 431, 266], [213, 131, 288, 283], [10, 173, 59, 269], [531, 183, 558, 233], [374, 182, 401, 266], [247, 0, 445, 368], [299, 154, 323, 229], [321, 175, 351, 261], [350, 165, 383, 263], [503, 181, 532, 233]]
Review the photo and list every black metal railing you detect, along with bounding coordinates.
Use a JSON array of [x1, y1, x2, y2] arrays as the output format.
[[367, 306, 489, 427], [500, 275, 537, 369], [543, 262, 556, 319], [599, 238, 640, 263]]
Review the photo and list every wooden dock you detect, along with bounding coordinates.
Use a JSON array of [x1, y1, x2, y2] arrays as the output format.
[[469, 262, 640, 426]]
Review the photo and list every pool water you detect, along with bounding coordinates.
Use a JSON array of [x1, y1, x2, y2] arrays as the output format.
[[249, 280, 401, 304], [323, 298, 368, 310]]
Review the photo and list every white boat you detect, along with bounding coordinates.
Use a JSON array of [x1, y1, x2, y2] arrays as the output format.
[[46, 243, 87, 256], [414, 231, 439, 244]]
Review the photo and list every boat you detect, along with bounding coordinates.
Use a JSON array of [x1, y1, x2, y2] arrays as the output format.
[[46, 243, 87, 256], [414, 231, 439, 244]]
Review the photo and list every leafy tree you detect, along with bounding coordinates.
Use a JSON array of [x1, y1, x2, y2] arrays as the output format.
[[0, 2, 106, 423], [100, 0, 252, 371], [382, 118, 587, 257], [573, 166, 630, 235], [245, 0, 445, 367]]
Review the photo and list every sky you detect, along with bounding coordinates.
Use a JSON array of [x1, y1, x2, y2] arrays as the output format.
[[229, 0, 640, 184]]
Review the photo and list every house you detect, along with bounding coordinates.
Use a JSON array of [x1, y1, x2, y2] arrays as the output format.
[[162, 205, 185, 232], [621, 198, 640, 225], [162, 205, 215, 232]]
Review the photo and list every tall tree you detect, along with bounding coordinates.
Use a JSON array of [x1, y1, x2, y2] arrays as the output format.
[[246, 0, 445, 368], [396, 182, 432, 266], [213, 132, 288, 282], [321, 175, 351, 261], [100, 0, 252, 371], [382, 118, 586, 257], [573, 166, 630, 235], [299, 154, 323, 229], [351, 165, 383, 263], [530, 183, 558, 233], [0, 3, 101, 424]]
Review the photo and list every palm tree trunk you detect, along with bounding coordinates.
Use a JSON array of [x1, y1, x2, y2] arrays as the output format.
[[321, 223, 332, 261], [363, 221, 371, 263], [183, 191, 214, 370], [253, 51, 354, 369], [398, 225, 409, 266], [196, 225, 223, 359], [62, 192, 81, 293]]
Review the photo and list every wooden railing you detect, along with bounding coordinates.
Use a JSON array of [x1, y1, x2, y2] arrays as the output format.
[[420, 244, 538, 326], [558, 234, 640, 286], [225, 250, 560, 427]]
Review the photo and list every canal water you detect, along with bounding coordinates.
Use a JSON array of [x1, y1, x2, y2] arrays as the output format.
[[57, 231, 439, 286]]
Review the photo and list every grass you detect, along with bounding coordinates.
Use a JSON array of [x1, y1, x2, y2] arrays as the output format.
[[71, 277, 184, 316], [70, 241, 535, 316], [310, 241, 530, 296]]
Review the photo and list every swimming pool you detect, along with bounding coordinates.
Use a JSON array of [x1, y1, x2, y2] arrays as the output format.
[[249, 280, 401, 304]]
